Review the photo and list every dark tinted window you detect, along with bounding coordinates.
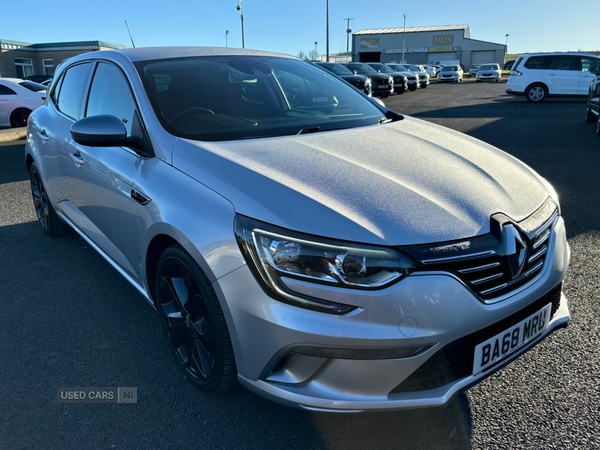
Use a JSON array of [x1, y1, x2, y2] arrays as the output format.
[[86, 63, 137, 136], [367, 64, 394, 73], [0, 84, 17, 95], [55, 63, 91, 119], [548, 55, 579, 71], [523, 56, 549, 70], [135, 56, 386, 141], [18, 81, 46, 92]]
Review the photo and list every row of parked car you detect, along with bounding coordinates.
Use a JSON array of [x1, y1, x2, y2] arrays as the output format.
[[315, 61, 431, 98]]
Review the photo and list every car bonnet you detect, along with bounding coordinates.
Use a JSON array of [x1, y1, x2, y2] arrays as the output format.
[[172, 116, 549, 246]]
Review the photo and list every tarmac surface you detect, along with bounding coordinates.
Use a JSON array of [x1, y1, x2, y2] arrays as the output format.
[[0, 79, 598, 449]]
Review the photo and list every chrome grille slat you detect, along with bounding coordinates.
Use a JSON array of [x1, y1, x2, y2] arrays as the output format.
[[522, 260, 544, 278], [479, 283, 509, 296], [421, 250, 496, 265], [533, 229, 550, 249], [471, 273, 504, 285], [457, 262, 501, 274], [528, 246, 547, 264]]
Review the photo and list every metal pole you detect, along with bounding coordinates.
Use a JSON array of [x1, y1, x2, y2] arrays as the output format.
[[343, 18, 354, 53], [236, 1, 245, 49], [402, 14, 406, 64], [226, 30, 229, 48], [315, 42, 318, 61], [326, 0, 329, 62]]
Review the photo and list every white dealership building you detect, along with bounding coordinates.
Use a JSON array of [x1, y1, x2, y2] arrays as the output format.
[[352, 24, 506, 67]]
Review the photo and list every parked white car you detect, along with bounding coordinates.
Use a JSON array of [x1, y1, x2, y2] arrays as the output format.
[[468, 64, 481, 77], [423, 64, 441, 78], [0, 78, 47, 127], [437, 65, 463, 82], [506, 52, 600, 102], [476, 63, 502, 82]]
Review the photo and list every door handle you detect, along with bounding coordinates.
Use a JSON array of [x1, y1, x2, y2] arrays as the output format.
[[69, 152, 85, 165], [37, 131, 49, 142]]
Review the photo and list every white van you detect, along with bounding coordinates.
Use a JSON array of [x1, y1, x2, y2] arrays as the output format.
[[429, 59, 460, 67]]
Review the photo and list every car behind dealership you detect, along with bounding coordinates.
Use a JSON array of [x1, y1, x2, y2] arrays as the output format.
[[25, 47, 570, 413]]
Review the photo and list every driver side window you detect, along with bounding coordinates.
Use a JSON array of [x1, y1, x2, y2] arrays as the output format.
[[86, 62, 138, 137]]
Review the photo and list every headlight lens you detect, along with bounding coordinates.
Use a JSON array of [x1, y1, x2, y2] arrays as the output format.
[[235, 216, 416, 314]]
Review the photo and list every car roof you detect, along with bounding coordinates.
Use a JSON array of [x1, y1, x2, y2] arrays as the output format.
[[521, 52, 599, 58], [92, 46, 298, 62]]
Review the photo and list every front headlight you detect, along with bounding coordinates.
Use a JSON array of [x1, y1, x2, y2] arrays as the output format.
[[235, 216, 416, 314]]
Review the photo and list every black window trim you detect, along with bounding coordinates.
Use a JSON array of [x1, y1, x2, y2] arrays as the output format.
[[49, 61, 94, 122], [82, 59, 154, 159]]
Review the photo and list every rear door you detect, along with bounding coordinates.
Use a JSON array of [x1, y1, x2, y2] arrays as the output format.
[[34, 62, 93, 225], [0, 83, 17, 125], [544, 55, 580, 95]]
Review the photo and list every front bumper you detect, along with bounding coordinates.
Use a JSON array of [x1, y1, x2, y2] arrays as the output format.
[[215, 217, 570, 412], [438, 75, 459, 82], [477, 74, 500, 81]]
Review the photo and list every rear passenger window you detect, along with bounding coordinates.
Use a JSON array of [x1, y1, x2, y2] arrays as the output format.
[[0, 85, 16, 95], [54, 63, 91, 119], [548, 55, 579, 71], [524, 56, 549, 70]]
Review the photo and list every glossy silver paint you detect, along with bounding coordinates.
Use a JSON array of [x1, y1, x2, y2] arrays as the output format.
[[25, 47, 570, 412]]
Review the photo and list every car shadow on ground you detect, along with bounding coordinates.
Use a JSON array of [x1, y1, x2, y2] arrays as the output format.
[[0, 219, 474, 450]]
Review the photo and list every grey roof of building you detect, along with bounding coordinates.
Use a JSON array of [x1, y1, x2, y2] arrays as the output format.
[[0, 39, 128, 50], [354, 25, 469, 35]]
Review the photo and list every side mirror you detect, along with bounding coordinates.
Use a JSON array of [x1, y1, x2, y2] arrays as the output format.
[[70, 114, 139, 149]]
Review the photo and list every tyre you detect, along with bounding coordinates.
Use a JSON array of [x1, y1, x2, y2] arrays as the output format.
[[420, 84, 427, 89], [585, 104, 596, 123], [525, 83, 548, 102], [380, 93, 390, 98], [10, 108, 31, 128], [596, 114, 600, 137], [409, 86, 417, 91], [156, 245, 237, 393], [29, 163, 70, 237]]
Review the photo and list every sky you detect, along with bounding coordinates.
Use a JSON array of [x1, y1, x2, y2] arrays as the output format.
[[3, 0, 598, 57]]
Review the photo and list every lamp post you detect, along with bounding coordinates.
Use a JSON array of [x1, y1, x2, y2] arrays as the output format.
[[226, 30, 229, 48], [402, 14, 407, 64], [315, 41, 318, 61], [505, 33, 509, 50], [236, 1, 245, 49], [343, 18, 354, 53], [326, 0, 329, 62]]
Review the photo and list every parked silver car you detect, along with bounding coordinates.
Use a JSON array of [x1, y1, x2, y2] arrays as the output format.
[[26, 47, 570, 413]]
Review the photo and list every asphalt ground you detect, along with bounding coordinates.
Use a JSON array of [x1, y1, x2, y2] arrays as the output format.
[[0, 79, 599, 449]]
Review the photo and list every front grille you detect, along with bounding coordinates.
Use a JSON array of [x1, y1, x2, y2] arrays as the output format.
[[408, 76, 417, 81], [390, 283, 563, 394], [406, 200, 558, 302], [482, 73, 493, 76]]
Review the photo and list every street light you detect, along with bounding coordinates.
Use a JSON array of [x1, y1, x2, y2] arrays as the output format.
[[226, 30, 229, 48], [343, 18, 354, 53], [402, 14, 407, 64], [236, 1, 245, 49], [315, 41, 318, 61], [505, 33, 509, 50]]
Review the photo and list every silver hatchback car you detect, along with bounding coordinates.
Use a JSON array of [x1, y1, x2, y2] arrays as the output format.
[[25, 47, 570, 413]]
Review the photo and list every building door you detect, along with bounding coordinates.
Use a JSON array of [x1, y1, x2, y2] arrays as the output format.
[[359, 52, 381, 63], [471, 51, 497, 65]]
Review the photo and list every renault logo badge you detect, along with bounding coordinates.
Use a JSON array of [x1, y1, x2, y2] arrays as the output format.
[[502, 224, 527, 278]]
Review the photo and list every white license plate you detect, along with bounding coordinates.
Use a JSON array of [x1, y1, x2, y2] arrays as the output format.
[[473, 303, 552, 375], [379, 85, 389, 89]]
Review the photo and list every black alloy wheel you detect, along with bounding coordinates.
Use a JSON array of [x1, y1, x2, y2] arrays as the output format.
[[156, 245, 237, 393], [10, 108, 31, 128], [29, 163, 69, 237]]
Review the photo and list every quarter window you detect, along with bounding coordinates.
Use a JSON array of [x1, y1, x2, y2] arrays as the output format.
[[523, 56, 549, 70], [548, 55, 579, 71], [15, 58, 34, 78], [54, 63, 92, 120], [86, 63, 138, 136]]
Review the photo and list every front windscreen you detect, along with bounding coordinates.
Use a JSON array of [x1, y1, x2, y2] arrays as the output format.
[[135, 56, 385, 141], [441, 66, 458, 72], [368, 64, 393, 74], [480, 65, 496, 70], [345, 63, 375, 74], [319, 63, 353, 75]]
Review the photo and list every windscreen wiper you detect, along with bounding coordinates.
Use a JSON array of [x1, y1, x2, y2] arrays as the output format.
[[297, 126, 321, 135]]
